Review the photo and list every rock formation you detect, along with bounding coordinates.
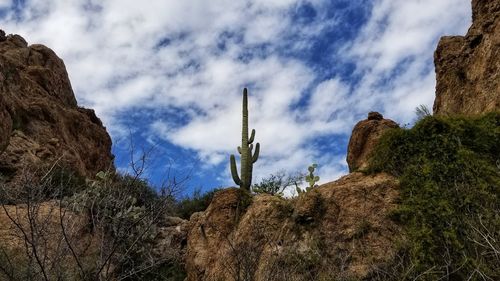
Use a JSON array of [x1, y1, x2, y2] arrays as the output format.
[[346, 112, 399, 172], [0, 31, 114, 182], [153, 216, 189, 262], [185, 173, 400, 281], [433, 0, 500, 115]]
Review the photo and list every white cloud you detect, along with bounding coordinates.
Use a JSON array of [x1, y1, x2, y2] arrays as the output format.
[[345, 0, 471, 122], [0, 0, 11, 9]]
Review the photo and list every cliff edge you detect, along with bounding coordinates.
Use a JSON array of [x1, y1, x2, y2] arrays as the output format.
[[434, 0, 500, 115], [0, 31, 114, 183]]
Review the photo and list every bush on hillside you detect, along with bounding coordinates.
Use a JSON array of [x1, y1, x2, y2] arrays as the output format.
[[175, 188, 219, 220], [252, 171, 303, 196], [369, 112, 500, 280]]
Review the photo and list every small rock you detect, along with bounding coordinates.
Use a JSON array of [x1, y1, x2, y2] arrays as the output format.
[[367, 111, 383, 121], [0, 30, 6, 42], [47, 138, 59, 145]]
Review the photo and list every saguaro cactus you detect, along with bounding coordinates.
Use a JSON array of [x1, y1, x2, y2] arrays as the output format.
[[230, 88, 260, 190]]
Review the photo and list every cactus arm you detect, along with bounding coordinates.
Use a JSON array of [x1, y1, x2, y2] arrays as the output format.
[[230, 154, 241, 186], [252, 143, 260, 163], [248, 129, 255, 144]]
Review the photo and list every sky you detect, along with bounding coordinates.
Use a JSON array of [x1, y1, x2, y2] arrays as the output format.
[[0, 0, 472, 195]]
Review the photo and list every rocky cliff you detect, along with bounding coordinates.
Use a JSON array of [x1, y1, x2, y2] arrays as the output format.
[[186, 173, 400, 281], [0, 31, 114, 182], [433, 0, 500, 115]]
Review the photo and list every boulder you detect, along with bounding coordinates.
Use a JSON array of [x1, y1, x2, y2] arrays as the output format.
[[433, 0, 500, 115], [153, 216, 189, 264], [346, 112, 398, 172]]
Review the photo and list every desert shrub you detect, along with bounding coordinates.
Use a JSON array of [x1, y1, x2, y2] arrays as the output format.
[[175, 188, 219, 220], [65, 171, 178, 280], [45, 166, 87, 198], [252, 170, 303, 196], [129, 260, 186, 281], [112, 174, 164, 207], [0, 165, 87, 204], [369, 112, 500, 280]]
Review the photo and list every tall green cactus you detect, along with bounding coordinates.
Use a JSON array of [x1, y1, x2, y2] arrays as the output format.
[[230, 88, 260, 190]]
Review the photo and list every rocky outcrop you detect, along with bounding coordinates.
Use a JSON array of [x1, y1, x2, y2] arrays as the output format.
[[346, 112, 398, 172], [433, 0, 500, 115], [0, 31, 114, 181], [186, 173, 400, 281], [153, 216, 189, 262]]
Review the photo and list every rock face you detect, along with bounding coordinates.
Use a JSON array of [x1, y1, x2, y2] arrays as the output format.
[[153, 216, 189, 263], [346, 112, 398, 172], [433, 0, 500, 115], [0, 93, 11, 152], [186, 173, 400, 281], [0, 31, 114, 181]]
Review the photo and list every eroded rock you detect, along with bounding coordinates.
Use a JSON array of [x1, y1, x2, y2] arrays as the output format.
[[433, 0, 500, 115], [346, 112, 398, 172]]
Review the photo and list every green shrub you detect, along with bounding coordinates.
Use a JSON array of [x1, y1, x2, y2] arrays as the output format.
[[252, 171, 303, 196], [369, 112, 500, 280], [175, 188, 219, 220], [66, 171, 178, 280]]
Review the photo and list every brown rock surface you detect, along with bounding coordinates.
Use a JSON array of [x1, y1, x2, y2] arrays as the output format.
[[0, 31, 114, 181], [433, 0, 500, 115], [346, 112, 398, 172], [186, 173, 400, 281], [153, 216, 189, 263], [0, 93, 11, 153]]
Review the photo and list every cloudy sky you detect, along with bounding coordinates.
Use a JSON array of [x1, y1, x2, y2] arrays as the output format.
[[0, 0, 471, 193]]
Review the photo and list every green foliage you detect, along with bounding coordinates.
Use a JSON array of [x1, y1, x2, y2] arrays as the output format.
[[252, 171, 303, 196], [415, 104, 432, 121], [230, 88, 260, 190], [369, 112, 500, 280], [67, 172, 174, 279], [175, 188, 219, 220], [296, 164, 320, 194], [72, 171, 164, 232], [352, 219, 371, 240], [45, 167, 87, 198]]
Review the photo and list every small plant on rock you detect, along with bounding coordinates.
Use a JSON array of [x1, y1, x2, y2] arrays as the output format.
[[296, 164, 320, 194]]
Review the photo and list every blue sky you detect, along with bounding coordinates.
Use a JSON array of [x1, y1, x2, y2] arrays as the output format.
[[0, 0, 471, 195]]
